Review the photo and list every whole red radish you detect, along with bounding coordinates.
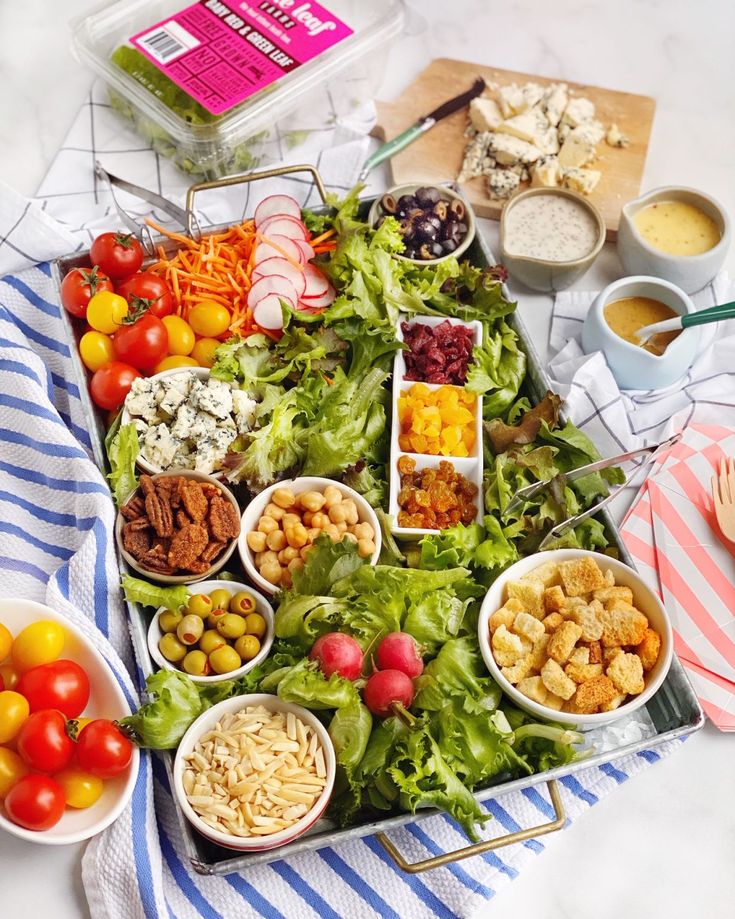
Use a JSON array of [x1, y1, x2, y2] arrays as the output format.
[[310, 633, 363, 681], [375, 632, 424, 679], [363, 669, 414, 718]]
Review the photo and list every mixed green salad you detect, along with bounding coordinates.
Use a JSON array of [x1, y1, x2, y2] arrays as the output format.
[[115, 187, 620, 839]]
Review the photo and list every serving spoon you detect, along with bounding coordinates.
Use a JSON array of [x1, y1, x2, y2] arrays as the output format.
[[635, 300, 735, 347]]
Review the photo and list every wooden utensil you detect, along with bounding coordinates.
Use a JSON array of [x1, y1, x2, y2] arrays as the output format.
[[373, 59, 656, 239], [711, 456, 735, 543]]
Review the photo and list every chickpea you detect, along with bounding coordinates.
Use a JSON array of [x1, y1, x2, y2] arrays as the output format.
[[357, 538, 375, 558], [307, 527, 321, 543], [257, 515, 279, 535], [259, 550, 279, 568], [335, 521, 348, 535], [263, 502, 286, 520], [352, 522, 374, 541], [285, 524, 308, 548], [302, 511, 314, 527], [299, 546, 312, 561], [323, 485, 342, 508], [281, 568, 293, 589], [282, 513, 301, 529], [300, 490, 326, 513], [288, 557, 304, 573], [324, 523, 340, 541], [342, 500, 359, 526], [260, 561, 283, 585], [278, 546, 299, 564], [266, 529, 287, 552], [342, 531, 358, 544], [254, 550, 266, 567], [272, 487, 296, 509], [247, 530, 267, 553], [311, 511, 329, 529], [328, 502, 348, 524]]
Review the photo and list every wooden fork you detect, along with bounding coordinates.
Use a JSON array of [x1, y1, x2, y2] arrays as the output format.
[[712, 456, 735, 544]]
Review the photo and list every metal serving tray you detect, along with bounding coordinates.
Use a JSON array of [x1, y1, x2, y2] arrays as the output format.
[[53, 166, 703, 875]]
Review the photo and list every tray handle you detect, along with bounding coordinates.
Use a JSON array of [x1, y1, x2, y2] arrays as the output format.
[[184, 164, 330, 237], [376, 779, 565, 873]]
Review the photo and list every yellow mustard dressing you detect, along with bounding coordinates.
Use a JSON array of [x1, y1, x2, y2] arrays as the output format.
[[633, 200, 720, 256], [604, 296, 681, 356]]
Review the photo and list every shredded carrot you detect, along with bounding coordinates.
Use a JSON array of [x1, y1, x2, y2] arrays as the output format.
[[256, 233, 305, 271], [309, 227, 336, 247]]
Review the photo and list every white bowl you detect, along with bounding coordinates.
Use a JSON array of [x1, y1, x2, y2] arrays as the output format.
[[477, 549, 673, 729], [238, 477, 381, 595], [147, 579, 274, 683], [0, 598, 140, 845], [173, 693, 335, 852]]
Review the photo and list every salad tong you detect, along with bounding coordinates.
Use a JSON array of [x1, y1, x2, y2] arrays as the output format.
[[634, 300, 735, 347]]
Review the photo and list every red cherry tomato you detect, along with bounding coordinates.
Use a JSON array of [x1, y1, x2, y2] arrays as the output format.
[[17, 660, 91, 719], [117, 272, 174, 318], [17, 709, 74, 773], [90, 232, 144, 280], [5, 774, 66, 831], [60, 266, 115, 318], [112, 313, 168, 373], [76, 719, 133, 779], [89, 361, 140, 411]]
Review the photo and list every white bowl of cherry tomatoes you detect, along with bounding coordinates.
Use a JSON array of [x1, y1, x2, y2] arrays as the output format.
[[0, 598, 139, 845]]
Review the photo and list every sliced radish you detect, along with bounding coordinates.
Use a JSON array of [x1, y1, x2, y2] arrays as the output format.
[[254, 194, 302, 228], [258, 215, 308, 240], [302, 264, 329, 299], [295, 239, 315, 262], [246, 274, 297, 310], [297, 302, 325, 314], [301, 284, 336, 309], [253, 257, 306, 297], [253, 294, 287, 330], [255, 233, 305, 265]]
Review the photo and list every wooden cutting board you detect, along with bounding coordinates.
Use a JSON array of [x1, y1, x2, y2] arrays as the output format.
[[373, 59, 656, 239]]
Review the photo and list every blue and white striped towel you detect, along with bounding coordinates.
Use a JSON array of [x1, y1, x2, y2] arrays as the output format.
[[0, 261, 683, 919]]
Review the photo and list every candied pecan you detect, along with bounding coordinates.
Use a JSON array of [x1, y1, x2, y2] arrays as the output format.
[[208, 495, 240, 541], [139, 474, 156, 497], [140, 553, 177, 575], [120, 495, 145, 520], [125, 516, 150, 532], [180, 480, 208, 523], [176, 509, 192, 529], [122, 523, 151, 558], [200, 540, 226, 564], [145, 490, 174, 538], [155, 476, 182, 509], [168, 524, 208, 569], [185, 558, 211, 574]]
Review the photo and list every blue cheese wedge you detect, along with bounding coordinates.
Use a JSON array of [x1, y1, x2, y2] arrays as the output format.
[[458, 132, 493, 181], [606, 123, 630, 148], [469, 97, 504, 132], [487, 167, 521, 199], [531, 156, 563, 188], [542, 83, 569, 127], [496, 107, 549, 145], [561, 97, 596, 128], [562, 167, 602, 195], [570, 121, 605, 146], [141, 424, 179, 469], [558, 133, 597, 169], [487, 132, 542, 166]]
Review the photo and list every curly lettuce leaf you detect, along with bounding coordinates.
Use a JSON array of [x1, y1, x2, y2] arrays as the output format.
[[276, 659, 360, 710], [413, 636, 502, 715], [466, 319, 526, 418], [290, 534, 365, 596], [107, 422, 139, 506]]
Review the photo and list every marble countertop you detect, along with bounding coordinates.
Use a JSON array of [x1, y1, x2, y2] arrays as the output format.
[[1, 0, 734, 916]]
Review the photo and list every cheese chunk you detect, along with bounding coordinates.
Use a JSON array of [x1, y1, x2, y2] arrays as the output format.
[[536, 127, 560, 156], [563, 167, 602, 195], [561, 97, 596, 128], [570, 120, 605, 146], [487, 132, 542, 166], [558, 133, 597, 169], [496, 107, 549, 145], [486, 167, 520, 199], [606, 123, 630, 147], [543, 83, 569, 126], [531, 156, 562, 188], [469, 97, 504, 132]]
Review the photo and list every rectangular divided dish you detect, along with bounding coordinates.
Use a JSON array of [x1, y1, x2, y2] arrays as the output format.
[[52, 194, 704, 876]]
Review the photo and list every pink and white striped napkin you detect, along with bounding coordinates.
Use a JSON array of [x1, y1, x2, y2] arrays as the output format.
[[621, 422, 735, 730]]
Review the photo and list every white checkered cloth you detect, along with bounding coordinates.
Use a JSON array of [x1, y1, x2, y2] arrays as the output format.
[[0, 80, 684, 919]]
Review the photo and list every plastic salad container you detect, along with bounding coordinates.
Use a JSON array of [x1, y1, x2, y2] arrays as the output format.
[[71, 0, 404, 179]]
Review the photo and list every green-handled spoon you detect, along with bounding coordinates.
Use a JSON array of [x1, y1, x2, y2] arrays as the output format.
[[635, 300, 735, 347]]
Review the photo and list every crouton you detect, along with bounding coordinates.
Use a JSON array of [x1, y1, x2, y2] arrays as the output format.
[[566, 600, 604, 642], [523, 561, 560, 588], [599, 602, 649, 647], [527, 633, 551, 670], [604, 646, 624, 664], [512, 611, 546, 644], [585, 640, 603, 664], [572, 675, 618, 714], [561, 596, 587, 615], [540, 659, 577, 700], [593, 586, 634, 605], [507, 578, 546, 619], [543, 612, 565, 633], [543, 691, 565, 711], [600, 692, 627, 712], [636, 628, 661, 672], [547, 620, 583, 664], [558, 557, 608, 596], [568, 646, 590, 667], [603, 568, 615, 587], [544, 585, 566, 613], [502, 655, 533, 684], [565, 661, 604, 684], [489, 598, 524, 633], [492, 625, 531, 666], [517, 675, 549, 706], [607, 652, 645, 695]]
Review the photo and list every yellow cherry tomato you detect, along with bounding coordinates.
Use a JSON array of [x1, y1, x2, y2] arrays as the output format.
[[191, 337, 220, 368], [162, 315, 195, 355], [79, 330, 116, 372], [154, 355, 199, 373], [0, 691, 30, 743], [0, 663, 19, 691], [11, 620, 65, 673], [0, 747, 28, 799], [56, 767, 104, 809], [0, 622, 12, 661], [188, 302, 230, 338], [86, 290, 129, 334]]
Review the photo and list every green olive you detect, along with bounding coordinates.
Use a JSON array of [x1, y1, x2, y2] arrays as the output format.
[[159, 609, 183, 633], [159, 633, 187, 663], [234, 634, 261, 662], [216, 613, 247, 640], [182, 650, 210, 676], [209, 588, 232, 612], [177, 614, 204, 646], [244, 612, 267, 638], [230, 591, 257, 615], [199, 629, 226, 656], [187, 593, 213, 618], [209, 645, 242, 674], [206, 608, 229, 630]]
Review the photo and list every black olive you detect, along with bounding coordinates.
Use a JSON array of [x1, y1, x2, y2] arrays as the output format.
[[442, 219, 460, 241], [418, 243, 433, 260], [431, 242, 444, 257], [408, 207, 424, 220], [456, 221, 468, 236], [397, 194, 416, 214], [415, 186, 441, 206], [433, 201, 448, 221], [401, 219, 415, 241], [450, 199, 466, 220], [414, 219, 438, 241], [404, 247, 417, 259], [426, 214, 442, 231], [380, 194, 397, 216], [442, 238, 458, 253]]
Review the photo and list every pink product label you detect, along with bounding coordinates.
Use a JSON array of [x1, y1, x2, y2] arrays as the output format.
[[130, 0, 353, 116]]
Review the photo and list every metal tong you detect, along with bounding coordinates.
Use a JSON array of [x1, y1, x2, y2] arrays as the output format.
[[503, 431, 683, 549]]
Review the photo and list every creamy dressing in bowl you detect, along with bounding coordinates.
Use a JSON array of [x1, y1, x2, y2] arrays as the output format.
[[503, 193, 601, 262]]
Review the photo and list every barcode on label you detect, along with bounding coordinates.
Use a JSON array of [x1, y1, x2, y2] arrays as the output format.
[[137, 21, 200, 64]]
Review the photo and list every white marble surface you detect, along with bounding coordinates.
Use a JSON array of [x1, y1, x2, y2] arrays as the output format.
[[1, 0, 734, 917]]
